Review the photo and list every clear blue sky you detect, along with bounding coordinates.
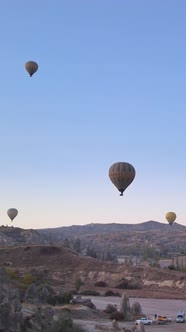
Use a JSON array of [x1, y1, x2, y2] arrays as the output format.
[[0, 1, 186, 229]]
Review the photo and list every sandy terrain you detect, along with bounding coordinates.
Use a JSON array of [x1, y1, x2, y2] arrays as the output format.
[[74, 296, 186, 332]]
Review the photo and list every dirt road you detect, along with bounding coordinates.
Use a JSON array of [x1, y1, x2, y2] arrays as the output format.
[[87, 296, 186, 319], [75, 318, 186, 332], [77, 296, 186, 332]]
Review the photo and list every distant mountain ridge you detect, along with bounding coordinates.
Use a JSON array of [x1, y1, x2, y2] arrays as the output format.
[[0, 221, 185, 254], [37, 220, 186, 238], [36, 221, 186, 257]]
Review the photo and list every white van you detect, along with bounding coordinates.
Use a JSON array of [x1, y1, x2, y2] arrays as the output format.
[[176, 311, 185, 323]]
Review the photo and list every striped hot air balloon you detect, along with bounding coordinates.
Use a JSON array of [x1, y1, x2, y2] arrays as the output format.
[[109, 162, 136, 196]]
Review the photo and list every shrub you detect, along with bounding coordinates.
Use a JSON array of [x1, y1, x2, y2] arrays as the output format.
[[23, 273, 35, 288], [51, 315, 73, 332], [167, 264, 176, 270], [39, 246, 61, 255], [115, 278, 141, 290], [54, 291, 73, 305], [94, 281, 107, 287], [63, 291, 73, 304], [75, 278, 84, 292], [50, 314, 87, 332], [47, 295, 57, 306], [24, 246, 30, 251], [104, 290, 120, 297], [80, 290, 100, 296], [5, 268, 18, 279], [115, 279, 129, 289], [72, 324, 87, 332], [104, 304, 117, 314], [110, 311, 124, 321]]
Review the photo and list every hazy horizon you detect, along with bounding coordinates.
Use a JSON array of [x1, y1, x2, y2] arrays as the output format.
[[1, 1, 186, 229]]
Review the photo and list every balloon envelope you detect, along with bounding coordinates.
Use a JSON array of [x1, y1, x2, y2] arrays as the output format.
[[165, 211, 176, 225], [109, 162, 136, 196], [7, 208, 18, 221], [25, 61, 38, 77]]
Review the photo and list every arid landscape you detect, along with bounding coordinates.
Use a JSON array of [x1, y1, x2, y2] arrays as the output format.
[[75, 296, 186, 331], [0, 241, 186, 298], [1, 221, 186, 297], [0, 221, 186, 331], [2, 2, 186, 331]]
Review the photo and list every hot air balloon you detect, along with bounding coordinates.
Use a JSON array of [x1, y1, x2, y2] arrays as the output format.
[[25, 61, 38, 77], [165, 211, 176, 226], [7, 208, 18, 222], [109, 162, 136, 196]]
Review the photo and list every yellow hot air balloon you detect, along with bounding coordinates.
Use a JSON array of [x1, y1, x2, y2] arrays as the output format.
[[165, 211, 176, 226], [25, 61, 38, 77], [109, 162, 136, 196], [7, 208, 18, 222]]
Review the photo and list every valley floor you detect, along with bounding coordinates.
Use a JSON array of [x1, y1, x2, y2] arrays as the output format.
[[73, 296, 186, 332], [85, 296, 186, 318]]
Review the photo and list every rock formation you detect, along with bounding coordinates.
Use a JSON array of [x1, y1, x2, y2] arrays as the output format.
[[119, 293, 132, 320], [131, 301, 143, 317], [0, 268, 22, 331], [112, 318, 120, 330], [136, 321, 146, 332]]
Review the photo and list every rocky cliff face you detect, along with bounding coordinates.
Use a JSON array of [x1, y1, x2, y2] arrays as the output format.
[[0, 268, 68, 332], [0, 226, 46, 246], [0, 268, 22, 331]]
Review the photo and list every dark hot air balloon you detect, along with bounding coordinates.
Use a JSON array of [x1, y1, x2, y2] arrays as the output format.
[[165, 211, 176, 226], [7, 208, 18, 222], [109, 162, 136, 196], [25, 61, 38, 77]]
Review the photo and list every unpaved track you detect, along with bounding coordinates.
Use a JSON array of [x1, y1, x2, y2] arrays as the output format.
[[77, 296, 186, 332], [75, 319, 186, 332], [87, 296, 186, 318]]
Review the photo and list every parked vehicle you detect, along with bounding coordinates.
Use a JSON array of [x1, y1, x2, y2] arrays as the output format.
[[158, 315, 167, 324], [176, 311, 185, 323], [135, 317, 153, 325]]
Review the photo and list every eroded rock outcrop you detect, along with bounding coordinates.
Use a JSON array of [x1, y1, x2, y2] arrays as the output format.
[[119, 293, 132, 320], [0, 268, 22, 331], [24, 283, 54, 305], [136, 321, 146, 332], [131, 302, 143, 317]]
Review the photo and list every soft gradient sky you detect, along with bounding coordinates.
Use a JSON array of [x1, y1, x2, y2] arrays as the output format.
[[0, 1, 186, 229]]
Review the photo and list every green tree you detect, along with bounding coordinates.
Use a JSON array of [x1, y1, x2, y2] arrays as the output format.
[[75, 278, 83, 292], [23, 273, 35, 288], [73, 238, 81, 253]]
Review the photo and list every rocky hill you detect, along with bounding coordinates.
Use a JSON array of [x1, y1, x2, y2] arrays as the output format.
[[1, 221, 186, 260], [0, 244, 185, 300], [37, 221, 186, 258], [37, 220, 186, 237], [0, 226, 46, 246]]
